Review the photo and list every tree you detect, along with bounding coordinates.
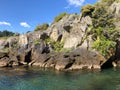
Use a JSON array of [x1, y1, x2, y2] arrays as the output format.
[[0, 30, 15, 37]]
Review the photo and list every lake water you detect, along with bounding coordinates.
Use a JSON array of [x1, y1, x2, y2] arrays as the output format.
[[0, 67, 120, 90]]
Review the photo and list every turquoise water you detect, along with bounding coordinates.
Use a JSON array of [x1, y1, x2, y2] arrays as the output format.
[[0, 67, 120, 90]]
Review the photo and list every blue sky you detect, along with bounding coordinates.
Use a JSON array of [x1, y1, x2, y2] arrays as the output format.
[[0, 0, 98, 33]]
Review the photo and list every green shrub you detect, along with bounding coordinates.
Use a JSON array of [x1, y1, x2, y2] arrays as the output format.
[[54, 42, 64, 52], [44, 38, 64, 52], [92, 38, 116, 57], [81, 4, 95, 16], [33, 39, 39, 45], [52, 13, 68, 24], [34, 23, 49, 31]]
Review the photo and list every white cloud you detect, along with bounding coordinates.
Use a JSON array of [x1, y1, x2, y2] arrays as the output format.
[[20, 22, 30, 28], [0, 21, 11, 26], [67, 0, 85, 7]]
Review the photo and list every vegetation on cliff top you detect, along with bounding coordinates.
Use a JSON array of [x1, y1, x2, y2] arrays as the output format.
[[81, 4, 95, 17], [81, 0, 120, 57], [52, 12, 69, 24], [34, 23, 49, 31]]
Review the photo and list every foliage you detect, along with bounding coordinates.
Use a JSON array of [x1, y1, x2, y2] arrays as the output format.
[[89, 1, 118, 57], [0, 30, 15, 37], [54, 42, 64, 52], [52, 13, 68, 24], [44, 38, 64, 52], [101, 0, 117, 5], [33, 39, 39, 45], [92, 38, 116, 57], [92, 5, 115, 28], [34, 23, 49, 31], [81, 4, 95, 16]]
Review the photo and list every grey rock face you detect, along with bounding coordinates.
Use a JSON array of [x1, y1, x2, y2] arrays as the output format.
[[6, 36, 18, 47], [111, 2, 120, 17], [63, 15, 92, 49], [0, 13, 106, 70], [0, 39, 6, 50]]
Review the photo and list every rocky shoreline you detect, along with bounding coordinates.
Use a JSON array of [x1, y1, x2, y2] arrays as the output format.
[[0, 14, 103, 71], [0, 29, 119, 71], [0, 2, 120, 71]]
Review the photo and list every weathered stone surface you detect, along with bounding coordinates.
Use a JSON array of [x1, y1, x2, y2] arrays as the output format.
[[63, 35, 81, 49], [0, 52, 15, 67], [30, 54, 49, 67], [54, 49, 105, 70], [54, 53, 74, 70], [111, 2, 120, 17], [18, 34, 28, 48], [0, 52, 8, 59], [6, 36, 18, 47], [0, 12, 114, 71], [63, 15, 92, 49], [79, 16, 92, 32], [0, 57, 9, 67], [50, 27, 62, 41], [0, 39, 7, 50], [49, 14, 81, 42]]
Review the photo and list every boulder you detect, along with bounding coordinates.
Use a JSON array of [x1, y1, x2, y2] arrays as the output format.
[[0, 52, 15, 67], [54, 49, 105, 70], [55, 53, 75, 70], [30, 53, 51, 67], [30, 42, 50, 66], [0, 57, 9, 67]]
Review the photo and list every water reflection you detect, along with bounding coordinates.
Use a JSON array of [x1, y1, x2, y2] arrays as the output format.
[[0, 67, 120, 90]]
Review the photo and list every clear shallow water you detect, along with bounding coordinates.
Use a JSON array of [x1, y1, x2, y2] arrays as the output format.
[[0, 67, 120, 90]]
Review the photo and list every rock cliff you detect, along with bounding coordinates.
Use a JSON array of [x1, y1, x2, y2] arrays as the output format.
[[0, 0, 120, 70]]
